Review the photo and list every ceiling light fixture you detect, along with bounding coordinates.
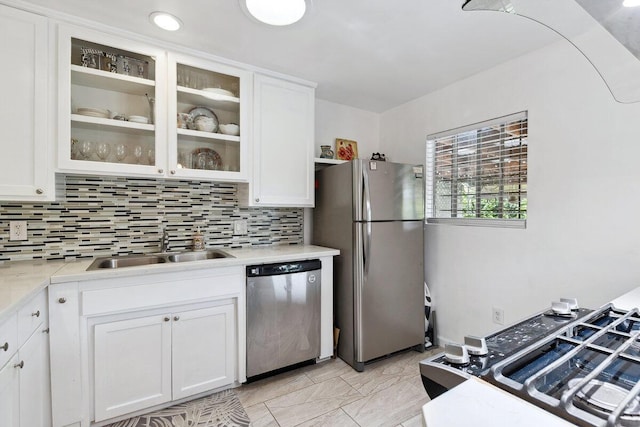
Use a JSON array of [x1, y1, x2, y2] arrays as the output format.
[[243, 0, 308, 26], [623, 0, 640, 6], [149, 12, 182, 31]]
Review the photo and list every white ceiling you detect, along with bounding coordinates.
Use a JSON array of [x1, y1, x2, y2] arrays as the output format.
[[20, 0, 558, 112]]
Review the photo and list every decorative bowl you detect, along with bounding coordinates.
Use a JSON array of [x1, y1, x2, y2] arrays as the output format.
[[219, 123, 240, 136], [194, 116, 216, 132]]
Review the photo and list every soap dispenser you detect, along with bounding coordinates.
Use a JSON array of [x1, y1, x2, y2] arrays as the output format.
[[193, 227, 205, 251]]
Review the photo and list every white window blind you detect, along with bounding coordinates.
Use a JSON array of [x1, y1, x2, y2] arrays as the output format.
[[426, 111, 528, 223]]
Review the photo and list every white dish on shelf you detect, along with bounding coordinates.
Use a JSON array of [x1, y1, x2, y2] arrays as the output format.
[[77, 107, 110, 118], [128, 115, 149, 124], [203, 87, 235, 97], [219, 123, 240, 136]]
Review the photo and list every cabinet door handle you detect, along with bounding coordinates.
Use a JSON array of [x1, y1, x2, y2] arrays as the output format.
[[32, 310, 40, 317], [14, 361, 24, 369], [42, 328, 50, 334], [1, 342, 8, 352], [173, 316, 180, 321], [158, 168, 164, 174], [255, 198, 260, 203], [164, 317, 170, 322], [170, 170, 176, 175], [36, 188, 44, 195], [58, 297, 67, 304]]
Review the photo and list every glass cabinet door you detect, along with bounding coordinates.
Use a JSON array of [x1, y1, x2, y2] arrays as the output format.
[[167, 53, 249, 181], [58, 26, 167, 177]]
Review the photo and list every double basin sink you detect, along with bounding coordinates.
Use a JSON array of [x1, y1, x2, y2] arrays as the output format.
[[87, 249, 232, 271]]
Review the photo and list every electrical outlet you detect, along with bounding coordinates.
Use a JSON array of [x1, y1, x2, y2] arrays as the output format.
[[233, 220, 248, 235], [492, 307, 504, 325], [9, 221, 28, 241]]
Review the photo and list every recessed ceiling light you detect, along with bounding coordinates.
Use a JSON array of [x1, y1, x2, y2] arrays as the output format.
[[243, 0, 309, 26], [149, 12, 182, 31], [623, 0, 640, 6]]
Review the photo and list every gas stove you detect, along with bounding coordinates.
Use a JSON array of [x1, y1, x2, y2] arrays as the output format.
[[420, 301, 640, 426]]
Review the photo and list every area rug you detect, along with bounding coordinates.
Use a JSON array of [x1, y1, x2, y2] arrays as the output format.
[[106, 389, 250, 427]]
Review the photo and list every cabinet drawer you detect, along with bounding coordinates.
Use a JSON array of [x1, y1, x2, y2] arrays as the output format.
[[0, 314, 17, 369], [17, 290, 47, 347]]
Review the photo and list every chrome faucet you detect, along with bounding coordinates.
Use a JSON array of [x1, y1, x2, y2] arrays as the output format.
[[160, 228, 170, 253]]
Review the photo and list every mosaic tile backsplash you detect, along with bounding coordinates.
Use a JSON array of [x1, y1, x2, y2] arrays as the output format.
[[0, 175, 303, 261]]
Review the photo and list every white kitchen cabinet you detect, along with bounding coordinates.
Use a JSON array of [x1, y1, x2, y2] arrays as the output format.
[[94, 314, 172, 421], [57, 25, 252, 183], [56, 24, 168, 178], [172, 304, 235, 400], [0, 354, 20, 427], [167, 53, 250, 182], [0, 289, 50, 427], [0, 5, 53, 201], [49, 266, 244, 426], [18, 327, 50, 427], [93, 304, 235, 422], [239, 74, 315, 207]]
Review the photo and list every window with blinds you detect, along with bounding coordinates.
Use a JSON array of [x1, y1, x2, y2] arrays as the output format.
[[426, 111, 528, 225]]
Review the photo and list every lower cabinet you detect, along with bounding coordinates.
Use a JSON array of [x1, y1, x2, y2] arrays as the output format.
[[93, 304, 235, 422], [0, 327, 50, 427], [49, 266, 244, 427]]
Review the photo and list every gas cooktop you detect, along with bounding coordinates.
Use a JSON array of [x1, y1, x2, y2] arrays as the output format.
[[420, 301, 640, 426]]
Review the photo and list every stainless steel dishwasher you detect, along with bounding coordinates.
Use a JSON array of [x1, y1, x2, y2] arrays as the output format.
[[246, 259, 322, 378]]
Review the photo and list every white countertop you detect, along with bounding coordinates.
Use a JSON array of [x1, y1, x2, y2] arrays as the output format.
[[0, 259, 67, 324], [610, 286, 640, 311], [422, 377, 574, 427], [0, 245, 339, 322]]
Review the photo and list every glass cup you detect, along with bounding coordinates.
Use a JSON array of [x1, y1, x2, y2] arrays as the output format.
[[79, 141, 93, 160], [133, 145, 143, 163], [96, 142, 111, 161], [115, 143, 128, 161]]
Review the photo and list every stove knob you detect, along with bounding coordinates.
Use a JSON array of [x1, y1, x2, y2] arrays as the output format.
[[444, 343, 470, 365], [561, 297, 579, 311], [464, 335, 488, 356], [551, 301, 571, 315]]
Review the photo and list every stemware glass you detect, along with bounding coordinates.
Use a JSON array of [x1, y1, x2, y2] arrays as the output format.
[[79, 141, 93, 160], [96, 142, 111, 161], [115, 143, 128, 161], [133, 145, 143, 163], [147, 147, 155, 165]]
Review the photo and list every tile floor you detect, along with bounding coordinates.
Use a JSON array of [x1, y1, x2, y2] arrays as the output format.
[[237, 347, 440, 427]]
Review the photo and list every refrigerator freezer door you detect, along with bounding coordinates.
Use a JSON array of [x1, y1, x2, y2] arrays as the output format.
[[354, 160, 424, 222], [354, 220, 424, 363]]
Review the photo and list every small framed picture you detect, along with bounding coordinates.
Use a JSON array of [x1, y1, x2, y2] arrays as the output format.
[[336, 138, 358, 160]]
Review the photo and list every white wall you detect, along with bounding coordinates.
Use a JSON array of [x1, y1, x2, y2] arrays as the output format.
[[315, 99, 380, 159], [379, 41, 640, 344], [305, 99, 381, 244]]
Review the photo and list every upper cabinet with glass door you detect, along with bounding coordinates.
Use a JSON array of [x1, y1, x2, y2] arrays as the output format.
[[57, 25, 167, 177], [167, 53, 250, 182]]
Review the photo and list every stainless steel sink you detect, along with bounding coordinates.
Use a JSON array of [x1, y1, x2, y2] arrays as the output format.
[[166, 250, 230, 263], [86, 250, 232, 270], [87, 255, 168, 270]]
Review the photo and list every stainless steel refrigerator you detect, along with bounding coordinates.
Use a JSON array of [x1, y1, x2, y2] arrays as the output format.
[[313, 159, 425, 371]]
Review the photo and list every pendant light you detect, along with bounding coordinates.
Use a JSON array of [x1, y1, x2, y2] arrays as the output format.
[[242, 0, 309, 26]]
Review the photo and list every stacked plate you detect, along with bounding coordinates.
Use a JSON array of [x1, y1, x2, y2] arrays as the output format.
[[203, 87, 235, 97], [128, 115, 149, 124], [77, 107, 110, 118]]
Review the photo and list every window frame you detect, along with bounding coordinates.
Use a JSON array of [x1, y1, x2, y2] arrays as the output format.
[[425, 111, 528, 229]]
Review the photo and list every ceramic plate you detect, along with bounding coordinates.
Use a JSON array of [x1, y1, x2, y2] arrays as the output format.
[[203, 87, 235, 97], [77, 107, 110, 118], [191, 148, 223, 170], [188, 106, 219, 132]]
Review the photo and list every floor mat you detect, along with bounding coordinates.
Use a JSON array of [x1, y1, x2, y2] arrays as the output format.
[[105, 389, 250, 427]]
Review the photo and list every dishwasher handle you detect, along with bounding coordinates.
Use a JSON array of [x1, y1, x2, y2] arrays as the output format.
[[247, 259, 321, 277]]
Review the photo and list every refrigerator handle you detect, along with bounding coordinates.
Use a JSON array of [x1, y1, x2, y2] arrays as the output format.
[[362, 167, 372, 222], [364, 221, 371, 280]]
